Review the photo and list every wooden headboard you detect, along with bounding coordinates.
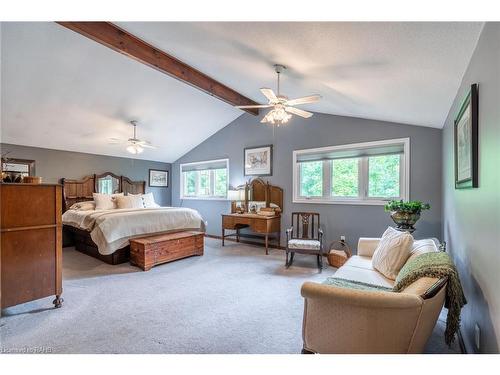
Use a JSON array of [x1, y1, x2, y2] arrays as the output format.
[[245, 177, 283, 212], [60, 172, 146, 212], [122, 176, 146, 195]]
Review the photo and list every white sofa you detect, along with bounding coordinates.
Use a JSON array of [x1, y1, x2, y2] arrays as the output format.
[[301, 237, 447, 354]]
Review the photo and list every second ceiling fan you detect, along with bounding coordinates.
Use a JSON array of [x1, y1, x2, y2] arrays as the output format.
[[236, 64, 321, 125]]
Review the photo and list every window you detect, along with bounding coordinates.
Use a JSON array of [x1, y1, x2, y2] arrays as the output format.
[[180, 159, 229, 199], [300, 161, 323, 197], [293, 138, 409, 205]]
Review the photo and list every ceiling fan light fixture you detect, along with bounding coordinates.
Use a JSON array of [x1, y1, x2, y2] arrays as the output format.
[[236, 64, 320, 125], [126, 143, 144, 154], [264, 106, 292, 125]]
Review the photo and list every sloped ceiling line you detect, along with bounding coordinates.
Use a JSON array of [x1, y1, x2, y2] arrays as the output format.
[[57, 21, 259, 115]]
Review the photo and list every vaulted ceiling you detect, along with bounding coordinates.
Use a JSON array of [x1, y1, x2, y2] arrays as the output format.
[[1, 22, 483, 162]]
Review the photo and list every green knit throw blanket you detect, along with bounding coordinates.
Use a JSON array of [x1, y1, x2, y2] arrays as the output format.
[[394, 251, 467, 346]]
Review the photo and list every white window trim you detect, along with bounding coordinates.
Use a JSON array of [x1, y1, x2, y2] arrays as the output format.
[[292, 138, 410, 205], [179, 158, 229, 201]]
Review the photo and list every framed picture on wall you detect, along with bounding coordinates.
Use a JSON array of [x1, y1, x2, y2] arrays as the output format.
[[454, 83, 478, 189], [244, 145, 273, 176], [149, 169, 168, 187]]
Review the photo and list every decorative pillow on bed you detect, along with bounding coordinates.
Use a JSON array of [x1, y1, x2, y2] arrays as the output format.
[[115, 194, 144, 209], [128, 192, 160, 208], [371, 227, 413, 280], [142, 193, 160, 208], [69, 201, 96, 211], [93, 192, 123, 210]]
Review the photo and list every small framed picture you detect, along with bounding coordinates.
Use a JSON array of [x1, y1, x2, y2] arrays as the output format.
[[149, 169, 168, 187], [454, 83, 479, 189], [244, 145, 273, 176]]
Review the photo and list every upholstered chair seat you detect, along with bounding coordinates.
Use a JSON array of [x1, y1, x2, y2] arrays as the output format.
[[288, 239, 321, 250]]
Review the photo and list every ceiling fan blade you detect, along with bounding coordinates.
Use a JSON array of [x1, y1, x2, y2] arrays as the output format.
[[137, 141, 156, 149], [108, 137, 125, 144], [260, 88, 278, 103], [285, 106, 313, 118], [285, 94, 321, 106], [236, 104, 272, 109], [260, 110, 274, 123]]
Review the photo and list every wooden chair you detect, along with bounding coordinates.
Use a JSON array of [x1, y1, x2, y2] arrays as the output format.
[[286, 212, 324, 271]]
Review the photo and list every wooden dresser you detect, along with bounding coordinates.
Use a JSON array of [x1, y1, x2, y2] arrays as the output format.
[[0, 183, 63, 309]]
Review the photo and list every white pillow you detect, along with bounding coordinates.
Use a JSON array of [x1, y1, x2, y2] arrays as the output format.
[[69, 201, 96, 211], [407, 238, 438, 263], [115, 195, 144, 209], [93, 192, 123, 210], [371, 227, 413, 280], [142, 193, 160, 208]]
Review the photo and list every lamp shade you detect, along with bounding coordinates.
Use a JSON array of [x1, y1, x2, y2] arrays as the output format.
[[227, 190, 240, 201], [238, 189, 246, 201]]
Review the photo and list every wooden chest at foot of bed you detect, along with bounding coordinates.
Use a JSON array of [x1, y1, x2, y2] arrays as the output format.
[[129, 231, 204, 271]]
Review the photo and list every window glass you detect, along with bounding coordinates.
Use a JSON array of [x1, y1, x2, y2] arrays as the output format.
[[214, 168, 227, 197], [198, 170, 210, 196], [331, 158, 359, 197], [184, 171, 197, 196], [300, 161, 323, 197], [368, 155, 400, 198]]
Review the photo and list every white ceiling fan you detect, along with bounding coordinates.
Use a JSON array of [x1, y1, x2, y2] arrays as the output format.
[[109, 120, 156, 155], [236, 64, 321, 125]]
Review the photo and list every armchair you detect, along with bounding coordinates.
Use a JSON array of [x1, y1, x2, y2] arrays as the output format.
[[286, 212, 323, 271]]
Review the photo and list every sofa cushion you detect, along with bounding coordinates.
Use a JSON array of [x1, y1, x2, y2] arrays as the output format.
[[343, 255, 374, 270], [372, 227, 413, 280], [288, 239, 321, 250], [334, 264, 394, 288]]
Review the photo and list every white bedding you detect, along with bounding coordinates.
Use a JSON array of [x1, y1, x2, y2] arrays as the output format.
[[62, 207, 204, 255]]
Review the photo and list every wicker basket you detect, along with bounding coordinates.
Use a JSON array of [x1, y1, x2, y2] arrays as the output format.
[[327, 240, 352, 268]]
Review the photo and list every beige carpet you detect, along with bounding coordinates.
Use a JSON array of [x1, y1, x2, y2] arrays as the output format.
[[0, 238, 461, 354]]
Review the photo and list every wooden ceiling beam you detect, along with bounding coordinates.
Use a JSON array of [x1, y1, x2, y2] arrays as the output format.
[[56, 22, 259, 115]]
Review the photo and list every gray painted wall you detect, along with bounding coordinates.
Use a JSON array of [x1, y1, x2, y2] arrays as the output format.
[[0, 143, 172, 206], [172, 111, 442, 249], [442, 22, 500, 353]]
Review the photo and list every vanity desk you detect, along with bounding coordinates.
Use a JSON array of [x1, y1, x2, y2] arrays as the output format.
[[221, 178, 283, 254]]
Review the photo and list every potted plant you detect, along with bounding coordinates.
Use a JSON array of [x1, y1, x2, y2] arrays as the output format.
[[384, 200, 430, 232]]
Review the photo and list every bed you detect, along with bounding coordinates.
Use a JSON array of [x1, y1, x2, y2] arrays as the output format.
[[61, 172, 205, 264]]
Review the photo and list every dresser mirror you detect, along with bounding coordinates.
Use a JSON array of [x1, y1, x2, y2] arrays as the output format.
[[96, 172, 121, 194]]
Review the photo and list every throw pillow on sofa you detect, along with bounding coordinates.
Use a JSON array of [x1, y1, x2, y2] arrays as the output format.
[[371, 227, 413, 280]]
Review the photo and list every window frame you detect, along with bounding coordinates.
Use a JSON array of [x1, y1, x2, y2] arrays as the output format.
[[292, 138, 410, 205], [180, 158, 229, 200]]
